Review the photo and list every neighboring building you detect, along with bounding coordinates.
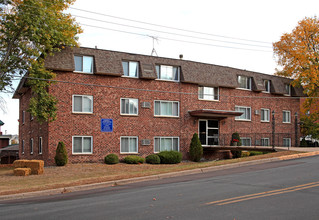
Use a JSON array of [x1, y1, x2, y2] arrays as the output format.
[[0, 121, 19, 163], [13, 47, 304, 165]]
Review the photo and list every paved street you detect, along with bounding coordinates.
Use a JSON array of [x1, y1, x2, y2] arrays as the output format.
[[1, 156, 319, 219]]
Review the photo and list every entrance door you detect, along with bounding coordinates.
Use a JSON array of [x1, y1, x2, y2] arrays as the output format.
[[199, 120, 219, 146]]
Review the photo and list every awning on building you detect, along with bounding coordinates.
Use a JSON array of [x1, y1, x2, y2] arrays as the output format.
[[188, 109, 243, 118]]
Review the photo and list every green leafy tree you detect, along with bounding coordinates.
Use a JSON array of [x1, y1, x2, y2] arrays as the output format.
[[273, 16, 319, 118], [0, 0, 82, 123], [54, 141, 68, 166], [189, 133, 203, 162], [300, 114, 319, 139]]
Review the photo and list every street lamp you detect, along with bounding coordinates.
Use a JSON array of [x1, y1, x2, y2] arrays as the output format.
[[272, 110, 275, 150], [295, 112, 298, 148]]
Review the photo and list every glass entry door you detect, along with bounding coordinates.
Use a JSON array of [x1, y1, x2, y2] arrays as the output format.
[[199, 120, 219, 146]]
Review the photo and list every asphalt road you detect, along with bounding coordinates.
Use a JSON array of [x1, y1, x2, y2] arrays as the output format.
[[1, 156, 319, 220]]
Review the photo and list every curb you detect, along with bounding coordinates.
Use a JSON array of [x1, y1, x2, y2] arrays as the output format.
[[1, 151, 318, 201]]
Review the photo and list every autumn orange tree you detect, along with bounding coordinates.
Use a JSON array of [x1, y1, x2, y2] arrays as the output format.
[[273, 16, 319, 125], [0, 0, 82, 122]]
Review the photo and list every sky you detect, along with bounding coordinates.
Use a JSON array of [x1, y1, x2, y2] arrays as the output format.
[[1, 0, 319, 135]]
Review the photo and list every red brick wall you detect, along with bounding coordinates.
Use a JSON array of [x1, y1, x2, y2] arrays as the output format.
[[18, 71, 301, 165]]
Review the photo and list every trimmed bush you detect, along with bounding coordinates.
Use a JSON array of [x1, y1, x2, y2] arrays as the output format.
[[104, 154, 119, 164], [157, 151, 182, 164], [241, 151, 250, 157], [146, 154, 161, 164], [249, 151, 264, 156], [189, 133, 203, 162], [54, 141, 68, 166], [123, 155, 145, 164]]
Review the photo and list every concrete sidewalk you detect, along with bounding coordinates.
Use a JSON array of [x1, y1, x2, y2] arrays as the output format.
[[1, 150, 319, 202], [276, 147, 319, 152]]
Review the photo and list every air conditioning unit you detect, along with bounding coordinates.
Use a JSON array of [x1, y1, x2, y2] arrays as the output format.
[[141, 139, 151, 146], [141, 102, 151, 109], [255, 110, 260, 115]]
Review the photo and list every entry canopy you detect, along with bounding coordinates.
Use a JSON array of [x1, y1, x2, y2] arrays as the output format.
[[188, 109, 243, 118]]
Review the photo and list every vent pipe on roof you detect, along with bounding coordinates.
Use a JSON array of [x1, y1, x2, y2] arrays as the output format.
[[179, 54, 183, 60], [95, 46, 98, 49]]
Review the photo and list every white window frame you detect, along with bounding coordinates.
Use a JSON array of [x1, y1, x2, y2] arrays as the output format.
[[263, 80, 270, 93], [72, 136, 93, 154], [284, 84, 291, 96], [283, 138, 291, 147], [120, 98, 138, 116], [261, 138, 270, 146], [261, 108, 270, 122], [283, 110, 291, 123], [238, 76, 252, 90], [154, 137, 180, 153], [74, 55, 94, 73], [120, 136, 138, 154], [235, 106, 251, 121], [22, 140, 24, 154], [72, 95, 93, 114], [122, 61, 139, 78], [30, 138, 33, 155], [156, 65, 180, 82], [39, 137, 42, 155], [198, 86, 219, 101], [240, 137, 251, 146], [154, 100, 179, 117]]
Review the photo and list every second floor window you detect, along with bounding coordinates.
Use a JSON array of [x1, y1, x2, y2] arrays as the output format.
[[235, 106, 251, 121], [264, 80, 270, 93], [283, 111, 291, 123], [284, 84, 291, 96], [74, 55, 93, 73], [121, 98, 138, 115], [156, 65, 180, 82], [238, 76, 251, 90], [122, 61, 139, 78], [154, 100, 179, 117], [73, 95, 93, 113], [261, 108, 270, 122], [198, 86, 219, 101]]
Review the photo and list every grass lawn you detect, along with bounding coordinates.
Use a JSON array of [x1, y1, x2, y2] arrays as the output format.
[[0, 151, 301, 196]]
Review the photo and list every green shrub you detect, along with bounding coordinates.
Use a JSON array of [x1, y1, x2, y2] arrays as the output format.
[[104, 154, 119, 164], [300, 138, 307, 147], [123, 155, 145, 164], [231, 132, 242, 146], [231, 150, 242, 158], [189, 133, 203, 162], [249, 151, 264, 156], [145, 154, 161, 164], [241, 151, 250, 157], [54, 141, 68, 166], [157, 151, 182, 164]]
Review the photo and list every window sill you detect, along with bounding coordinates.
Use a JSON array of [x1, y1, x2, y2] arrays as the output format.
[[155, 79, 180, 83], [120, 152, 139, 154], [121, 75, 139, 79], [236, 88, 252, 91], [120, 114, 139, 117], [74, 71, 93, 74], [198, 99, 220, 102], [261, 91, 270, 94], [283, 122, 291, 124], [235, 119, 251, 122], [72, 112, 93, 115], [154, 115, 179, 118], [261, 120, 270, 123]]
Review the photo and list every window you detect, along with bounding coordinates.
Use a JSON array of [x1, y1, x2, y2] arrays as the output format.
[[120, 137, 138, 153], [283, 111, 291, 123], [261, 138, 270, 146], [238, 76, 251, 90], [235, 106, 251, 121], [198, 86, 219, 101], [154, 100, 179, 117], [72, 95, 93, 113], [263, 80, 270, 93], [74, 55, 93, 73], [22, 140, 24, 154], [22, 111, 25, 125], [30, 138, 33, 154], [120, 98, 138, 115], [39, 137, 42, 155], [72, 136, 93, 154], [283, 138, 291, 147], [154, 137, 179, 153], [241, 137, 251, 146], [156, 65, 180, 82], [122, 61, 139, 78], [284, 84, 291, 96], [261, 109, 270, 122]]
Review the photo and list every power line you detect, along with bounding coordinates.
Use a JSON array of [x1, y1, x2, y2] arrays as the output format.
[[80, 23, 272, 53], [69, 6, 272, 45], [72, 14, 272, 49]]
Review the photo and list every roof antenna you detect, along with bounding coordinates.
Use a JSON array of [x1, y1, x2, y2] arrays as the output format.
[[148, 36, 159, 56]]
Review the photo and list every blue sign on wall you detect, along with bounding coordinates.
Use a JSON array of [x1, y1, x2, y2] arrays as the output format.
[[101, 119, 113, 132]]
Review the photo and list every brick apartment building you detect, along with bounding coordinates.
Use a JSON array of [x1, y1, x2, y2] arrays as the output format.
[[13, 47, 304, 165]]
